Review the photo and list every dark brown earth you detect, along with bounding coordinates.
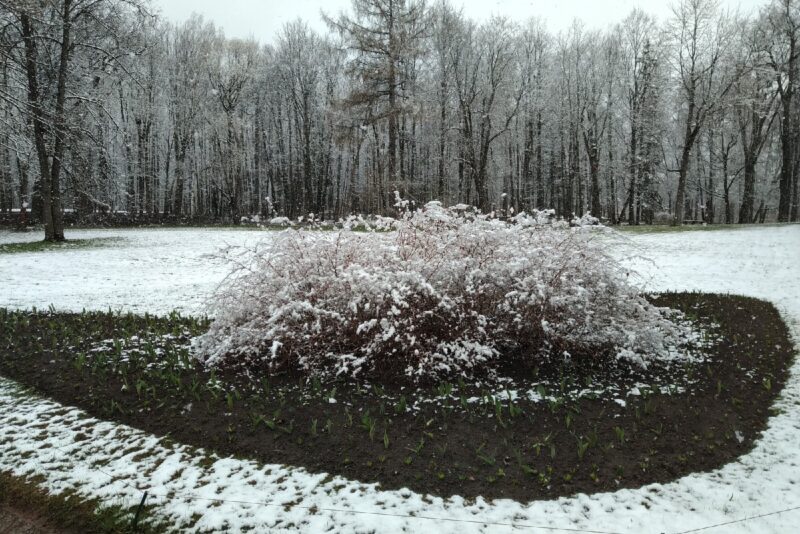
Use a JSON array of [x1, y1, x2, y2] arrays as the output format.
[[0, 471, 127, 534], [0, 293, 794, 503], [0, 505, 63, 534]]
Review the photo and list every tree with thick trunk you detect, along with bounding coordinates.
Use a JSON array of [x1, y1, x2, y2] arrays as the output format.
[[670, 0, 740, 225], [764, 0, 799, 222], [18, 1, 73, 241]]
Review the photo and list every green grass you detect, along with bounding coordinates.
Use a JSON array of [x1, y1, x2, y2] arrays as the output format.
[[0, 470, 166, 533], [0, 238, 123, 254]]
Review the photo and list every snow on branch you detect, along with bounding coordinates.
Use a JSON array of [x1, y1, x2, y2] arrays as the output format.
[[194, 199, 695, 383]]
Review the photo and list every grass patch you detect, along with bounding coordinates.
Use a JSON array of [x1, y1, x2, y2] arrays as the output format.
[[0, 295, 793, 502], [616, 223, 794, 234], [0, 470, 164, 533], [0, 238, 122, 254]]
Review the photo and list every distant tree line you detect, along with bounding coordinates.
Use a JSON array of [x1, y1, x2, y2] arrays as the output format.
[[0, 0, 798, 240]]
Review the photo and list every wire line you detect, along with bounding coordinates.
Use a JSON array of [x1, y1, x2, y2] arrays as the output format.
[[673, 505, 800, 534]]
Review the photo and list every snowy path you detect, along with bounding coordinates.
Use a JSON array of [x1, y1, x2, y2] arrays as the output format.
[[0, 225, 799, 533]]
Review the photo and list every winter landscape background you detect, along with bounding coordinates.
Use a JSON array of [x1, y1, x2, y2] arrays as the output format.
[[1, 0, 799, 533], [0, 0, 798, 233], [1, 224, 799, 532]]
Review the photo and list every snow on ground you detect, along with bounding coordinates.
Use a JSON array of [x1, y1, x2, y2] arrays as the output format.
[[0, 225, 799, 533], [618, 226, 800, 338], [0, 228, 265, 315]]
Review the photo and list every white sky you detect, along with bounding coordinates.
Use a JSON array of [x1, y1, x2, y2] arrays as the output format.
[[154, 0, 766, 43]]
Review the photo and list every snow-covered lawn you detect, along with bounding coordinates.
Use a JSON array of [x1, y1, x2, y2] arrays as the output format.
[[1, 225, 799, 533], [0, 228, 265, 315]]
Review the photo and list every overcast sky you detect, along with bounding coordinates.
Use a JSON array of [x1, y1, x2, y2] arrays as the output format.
[[154, 0, 767, 44]]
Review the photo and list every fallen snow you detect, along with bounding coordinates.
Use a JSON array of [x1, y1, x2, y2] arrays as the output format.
[[1, 225, 799, 533], [0, 228, 265, 315]]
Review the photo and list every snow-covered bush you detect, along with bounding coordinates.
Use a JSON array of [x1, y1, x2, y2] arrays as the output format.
[[571, 212, 600, 227], [195, 201, 693, 383], [340, 214, 400, 232], [268, 216, 292, 226]]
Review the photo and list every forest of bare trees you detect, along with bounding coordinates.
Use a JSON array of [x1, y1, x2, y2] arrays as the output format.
[[0, 0, 798, 240]]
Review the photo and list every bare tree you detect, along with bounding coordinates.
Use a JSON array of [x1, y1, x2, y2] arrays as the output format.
[[207, 36, 258, 223], [764, 0, 799, 221], [276, 21, 322, 215], [619, 9, 662, 224], [0, 0, 796, 228], [735, 14, 780, 223], [1, 0, 151, 240], [451, 17, 523, 211], [167, 15, 214, 216], [669, 0, 741, 225], [326, 0, 427, 210], [428, 1, 461, 203]]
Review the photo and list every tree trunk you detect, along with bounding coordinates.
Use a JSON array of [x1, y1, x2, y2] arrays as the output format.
[[674, 92, 698, 226], [739, 155, 756, 224], [17, 157, 30, 228], [437, 79, 447, 201], [20, 13, 58, 241], [387, 5, 398, 193], [302, 92, 313, 213], [777, 32, 797, 222], [792, 128, 800, 221], [674, 141, 693, 226], [535, 111, 544, 209], [173, 141, 187, 216], [583, 127, 601, 217], [706, 131, 715, 223], [607, 126, 617, 225]]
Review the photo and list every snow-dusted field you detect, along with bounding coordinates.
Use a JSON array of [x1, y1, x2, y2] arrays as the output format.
[[1, 225, 799, 533], [0, 228, 266, 315]]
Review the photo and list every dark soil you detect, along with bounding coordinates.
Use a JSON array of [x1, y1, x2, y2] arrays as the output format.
[[0, 470, 163, 534], [0, 504, 64, 534], [0, 293, 794, 503]]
